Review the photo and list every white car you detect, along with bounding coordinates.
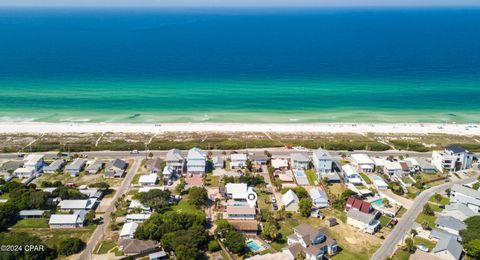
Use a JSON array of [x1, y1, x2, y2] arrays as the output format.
[[130, 150, 139, 154]]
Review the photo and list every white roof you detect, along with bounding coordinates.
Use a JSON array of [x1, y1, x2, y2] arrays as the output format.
[[373, 158, 385, 166], [187, 147, 206, 160], [139, 174, 158, 184], [49, 211, 85, 225], [59, 199, 95, 210], [138, 186, 164, 193], [384, 160, 402, 170], [162, 166, 174, 175], [309, 188, 328, 202], [14, 167, 35, 174], [373, 176, 388, 187], [231, 153, 247, 161], [226, 183, 247, 195], [24, 154, 44, 164], [129, 200, 150, 210], [120, 222, 139, 237], [282, 189, 299, 206], [342, 164, 359, 177], [272, 158, 288, 169], [126, 214, 151, 221], [351, 154, 375, 165]]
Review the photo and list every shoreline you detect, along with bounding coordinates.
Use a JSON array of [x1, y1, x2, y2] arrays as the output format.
[[0, 122, 479, 135]]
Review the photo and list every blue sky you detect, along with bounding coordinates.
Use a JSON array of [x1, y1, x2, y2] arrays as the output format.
[[1, 0, 479, 7]]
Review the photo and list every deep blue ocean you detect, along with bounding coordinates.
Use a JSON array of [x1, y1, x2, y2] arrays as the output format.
[[0, 8, 479, 123]]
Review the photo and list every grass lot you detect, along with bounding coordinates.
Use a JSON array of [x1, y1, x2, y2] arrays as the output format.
[[428, 203, 443, 212], [132, 173, 142, 184], [415, 212, 436, 228], [205, 173, 220, 187], [391, 249, 411, 260], [12, 218, 49, 228], [305, 169, 317, 185], [270, 217, 299, 251], [397, 207, 407, 218], [326, 183, 347, 198], [0, 193, 9, 199], [414, 237, 436, 251], [10, 226, 96, 249], [359, 172, 372, 184], [171, 198, 203, 215], [429, 195, 450, 205], [257, 191, 271, 211], [379, 215, 392, 227], [94, 240, 117, 254]]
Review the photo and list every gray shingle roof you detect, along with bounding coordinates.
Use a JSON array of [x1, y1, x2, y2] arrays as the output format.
[[43, 159, 64, 171], [452, 184, 480, 200], [433, 234, 462, 259], [347, 209, 375, 224], [290, 153, 309, 162], [446, 145, 470, 154], [435, 216, 467, 231]]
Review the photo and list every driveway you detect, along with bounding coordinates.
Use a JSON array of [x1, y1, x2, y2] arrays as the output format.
[[78, 158, 142, 260]]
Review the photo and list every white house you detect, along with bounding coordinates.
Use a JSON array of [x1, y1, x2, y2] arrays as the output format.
[[342, 164, 363, 185], [129, 200, 151, 213], [139, 174, 158, 186], [346, 210, 380, 234], [85, 158, 103, 174], [384, 160, 403, 177], [126, 213, 151, 223], [166, 149, 185, 172], [230, 153, 247, 168], [187, 147, 206, 174], [435, 216, 467, 236], [162, 166, 174, 181], [450, 184, 480, 212], [65, 158, 86, 177], [312, 149, 332, 174], [58, 199, 96, 211], [43, 159, 65, 174], [271, 158, 289, 169], [350, 154, 375, 173], [120, 222, 139, 239], [282, 189, 300, 212], [212, 156, 224, 169], [23, 154, 44, 171], [290, 153, 310, 170], [225, 183, 257, 207], [432, 145, 473, 173], [49, 211, 86, 228], [13, 167, 35, 178], [309, 188, 329, 209]]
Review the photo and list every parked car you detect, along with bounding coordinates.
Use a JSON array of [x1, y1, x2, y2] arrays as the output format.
[[417, 244, 429, 252], [130, 150, 139, 154]]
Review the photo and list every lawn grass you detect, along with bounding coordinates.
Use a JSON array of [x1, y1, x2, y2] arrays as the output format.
[[428, 203, 442, 212], [333, 248, 369, 260], [131, 173, 142, 184], [270, 217, 299, 251], [429, 195, 450, 205], [359, 172, 372, 184], [390, 249, 411, 260], [414, 237, 436, 251], [205, 173, 220, 187], [257, 192, 271, 211], [305, 169, 317, 185], [327, 183, 347, 197], [415, 212, 436, 228], [94, 240, 117, 254], [379, 215, 392, 227], [397, 207, 407, 218], [10, 226, 96, 249], [171, 198, 204, 216], [0, 193, 9, 199], [12, 218, 49, 228]]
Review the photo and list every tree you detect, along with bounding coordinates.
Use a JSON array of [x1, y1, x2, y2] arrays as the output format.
[[215, 219, 234, 238], [188, 187, 208, 208], [176, 178, 187, 194], [84, 210, 96, 225], [89, 182, 110, 190], [421, 221, 430, 230], [404, 238, 416, 253], [465, 239, 480, 258], [433, 193, 443, 204], [295, 251, 306, 260], [460, 216, 480, 244], [298, 198, 313, 217], [208, 240, 221, 252], [262, 219, 279, 241], [0, 204, 19, 231], [134, 189, 172, 212], [148, 152, 154, 158], [445, 188, 451, 197], [224, 230, 246, 254], [410, 229, 418, 237], [175, 244, 202, 260], [382, 198, 390, 207], [0, 232, 56, 259], [56, 237, 85, 256], [422, 204, 434, 216]]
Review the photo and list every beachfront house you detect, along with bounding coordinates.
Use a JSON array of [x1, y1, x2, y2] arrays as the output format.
[[384, 160, 403, 177], [43, 159, 65, 174], [417, 158, 437, 173], [435, 216, 467, 236], [450, 184, 480, 212], [309, 188, 329, 209], [346, 210, 380, 234], [58, 199, 96, 211], [312, 149, 332, 174], [49, 210, 86, 228], [350, 154, 375, 173], [165, 149, 185, 172], [187, 147, 206, 174], [105, 159, 127, 178], [65, 158, 86, 177], [282, 189, 300, 212], [342, 164, 363, 185], [139, 174, 158, 186], [85, 158, 103, 174], [432, 145, 473, 173], [432, 235, 463, 260], [212, 156, 224, 169], [23, 154, 44, 171], [290, 153, 310, 170], [146, 158, 162, 174], [285, 223, 338, 260], [120, 222, 139, 239], [230, 153, 247, 168]]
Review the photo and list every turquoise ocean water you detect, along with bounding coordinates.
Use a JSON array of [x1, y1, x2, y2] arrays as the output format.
[[0, 8, 479, 123]]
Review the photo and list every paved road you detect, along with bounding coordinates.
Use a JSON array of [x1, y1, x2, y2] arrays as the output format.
[[371, 174, 479, 260], [78, 158, 142, 260], [0, 148, 433, 160]]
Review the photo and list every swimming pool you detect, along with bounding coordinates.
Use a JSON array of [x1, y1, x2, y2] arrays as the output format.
[[294, 170, 306, 177], [371, 198, 383, 206], [373, 176, 382, 181], [246, 239, 263, 252]]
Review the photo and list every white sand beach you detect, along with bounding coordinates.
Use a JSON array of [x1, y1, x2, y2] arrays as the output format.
[[0, 122, 479, 135]]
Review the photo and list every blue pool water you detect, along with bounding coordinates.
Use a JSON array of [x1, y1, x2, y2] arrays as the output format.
[[294, 171, 306, 177], [247, 240, 262, 252], [371, 199, 383, 206]]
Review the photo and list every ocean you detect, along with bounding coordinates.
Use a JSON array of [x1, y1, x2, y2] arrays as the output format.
[[0, 7, 479, 123]]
